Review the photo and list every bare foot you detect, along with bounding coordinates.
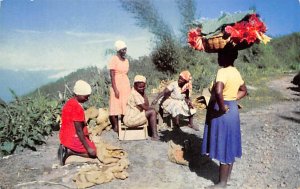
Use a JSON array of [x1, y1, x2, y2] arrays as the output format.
[[58, 144, 69, 166], [205, 183, 227, 189], [151, 136, 160, 141], [113, 126, 118, 133]]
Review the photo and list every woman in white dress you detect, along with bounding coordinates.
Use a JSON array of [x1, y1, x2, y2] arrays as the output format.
[[151, 71, 198, 131]]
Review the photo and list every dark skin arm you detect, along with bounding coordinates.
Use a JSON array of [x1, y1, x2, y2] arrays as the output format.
[[74, 121, 96, 157], [215, 82, 248, 113], [110, 70, 119, 98], [138, 94, 155, 111], [144, 94, 149, 107], [151, 88, 171, 105], [237, 83, 247, 100], [184, 90, 194, 109], [215, 81, 229, 113]]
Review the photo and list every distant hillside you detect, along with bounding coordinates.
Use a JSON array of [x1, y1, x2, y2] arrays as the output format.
[[244, 32, 300, 67], [28, 56, 167, 108], [28, 32, 300, 107], [28, 66, 110, 107], [269, 32, 300, 68], [0, 69, 57, 102]]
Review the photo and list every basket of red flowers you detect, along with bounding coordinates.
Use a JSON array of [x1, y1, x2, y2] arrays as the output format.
[[188, 12, 271, 53]]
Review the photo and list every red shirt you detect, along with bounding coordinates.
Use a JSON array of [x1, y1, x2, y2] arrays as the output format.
[[59, 98, 89, 148]]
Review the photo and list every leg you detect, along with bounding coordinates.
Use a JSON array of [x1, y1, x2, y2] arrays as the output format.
[[228, 163, 233, 181], [188, 115, 199, 131], [145, 109, 160, 141], [58, 144, 96, 166], [121, 114, 124, 124], [216, 163, 230, 188], [58, 144, 68, 166], [205, 163, 230, 188], [109, 115, 119, 132], [172, 115, 180, 128]]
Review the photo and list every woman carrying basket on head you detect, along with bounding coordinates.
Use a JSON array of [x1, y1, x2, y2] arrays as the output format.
[[202, 48, 247, 188]]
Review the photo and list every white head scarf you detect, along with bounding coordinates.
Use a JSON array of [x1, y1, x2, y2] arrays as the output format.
[[115, 40, 127, 51], [73, 80, 92, 95], [134, 75, 146, 83]]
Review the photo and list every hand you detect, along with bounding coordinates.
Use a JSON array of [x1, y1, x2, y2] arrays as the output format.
[[187, 101, 194, 109], [151, 99, 157, 105], [87, 147, 96, 157], [220, 105, 229, 114], [114, 90, 120, 99], [186, 99, 193, 109]]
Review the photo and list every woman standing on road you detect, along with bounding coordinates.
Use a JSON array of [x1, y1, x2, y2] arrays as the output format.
[[108, 40, 131, 132], [201, 48, 247, 188]]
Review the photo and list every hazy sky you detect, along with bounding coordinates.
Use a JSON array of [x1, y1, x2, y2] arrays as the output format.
[[0, 0, 299, 79]]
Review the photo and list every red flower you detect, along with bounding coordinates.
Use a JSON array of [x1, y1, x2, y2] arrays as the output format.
[[187, 28, 204, 51], [225, 14, 267, 44]]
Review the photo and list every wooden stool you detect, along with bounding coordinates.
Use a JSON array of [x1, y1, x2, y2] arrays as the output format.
[[118, 117, 148, 141]]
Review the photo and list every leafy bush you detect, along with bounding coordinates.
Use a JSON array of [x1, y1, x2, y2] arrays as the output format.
[[151, 39, 180, 74], [0, 90, 62, 155]]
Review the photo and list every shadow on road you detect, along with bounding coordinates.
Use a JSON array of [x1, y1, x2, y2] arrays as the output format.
[[278, 112, 300, 124], [160, 128, 219, 184]]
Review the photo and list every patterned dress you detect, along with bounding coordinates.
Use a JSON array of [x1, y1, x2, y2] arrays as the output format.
[[161, 81, 196, 117], [108, 55, 131, 115]]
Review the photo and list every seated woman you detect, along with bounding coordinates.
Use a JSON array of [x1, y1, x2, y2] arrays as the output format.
[[58, 80, 97, 165], [123, 75, 160, 141], [151, 70, 198, 131]]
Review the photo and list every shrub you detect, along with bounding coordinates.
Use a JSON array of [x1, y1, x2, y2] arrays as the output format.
[[0, 90, 62, 155]]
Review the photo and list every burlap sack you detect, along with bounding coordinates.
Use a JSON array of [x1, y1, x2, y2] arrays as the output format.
[[167, 140, 188, 166]]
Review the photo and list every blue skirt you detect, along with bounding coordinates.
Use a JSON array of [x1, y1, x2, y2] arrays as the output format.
[[201, 100, 242, 164]]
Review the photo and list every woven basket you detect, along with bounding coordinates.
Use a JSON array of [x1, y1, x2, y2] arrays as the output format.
[[203, 33, 230, 53], [203, 33, 255, 53]]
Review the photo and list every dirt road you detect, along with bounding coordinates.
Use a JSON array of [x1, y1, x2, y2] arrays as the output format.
[[0, 74, 299, 189]]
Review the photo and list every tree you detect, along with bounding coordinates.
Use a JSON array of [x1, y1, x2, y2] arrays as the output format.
[[119, 0, 173, 42], [176, 0, 196, 44]]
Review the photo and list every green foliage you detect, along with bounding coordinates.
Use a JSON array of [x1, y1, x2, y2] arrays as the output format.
[[0, 91, 62, 155], [151, 38, 180, 74], [28, 66, 110, 108], [271, 33, 300, 70], [128, 56, 169, 94], [120, 0, 198, 74]]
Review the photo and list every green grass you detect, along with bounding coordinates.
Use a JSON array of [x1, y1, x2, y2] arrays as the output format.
[[238, 74, 289, 113]]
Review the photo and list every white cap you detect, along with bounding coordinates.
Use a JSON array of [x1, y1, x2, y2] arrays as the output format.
[[115, 40, 127, 51], [73, 80, 92, 95]]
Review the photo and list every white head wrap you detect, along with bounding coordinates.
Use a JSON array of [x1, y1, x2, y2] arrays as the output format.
[[115, 40, 127, 51], [134, 75, 146, 83], [73, 80, 92, 95]]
